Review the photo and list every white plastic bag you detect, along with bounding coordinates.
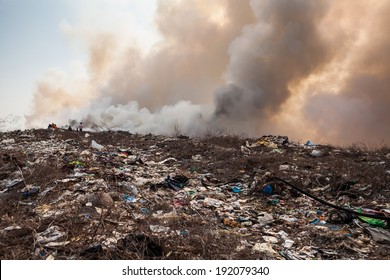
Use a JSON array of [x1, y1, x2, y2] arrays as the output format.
[[91, 140, 103, 150]]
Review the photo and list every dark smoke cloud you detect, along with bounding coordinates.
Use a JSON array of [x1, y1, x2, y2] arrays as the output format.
[[214, 0, 331, 129]]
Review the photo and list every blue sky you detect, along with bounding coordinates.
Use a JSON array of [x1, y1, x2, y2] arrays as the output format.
[[1, 1, 76, 117], [0, 0, 158, 128]]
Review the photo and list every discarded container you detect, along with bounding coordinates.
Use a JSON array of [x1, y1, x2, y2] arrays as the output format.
[[231, 186, 242, 193]]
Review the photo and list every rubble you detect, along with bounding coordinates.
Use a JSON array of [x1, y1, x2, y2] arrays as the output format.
[[0, 129, 389, 260]]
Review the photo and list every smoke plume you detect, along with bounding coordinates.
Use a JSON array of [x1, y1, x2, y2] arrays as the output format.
[[26, 0, 390, 145]]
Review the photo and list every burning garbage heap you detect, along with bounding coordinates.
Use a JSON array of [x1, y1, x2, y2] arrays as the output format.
[[0, 129, 389, 260]]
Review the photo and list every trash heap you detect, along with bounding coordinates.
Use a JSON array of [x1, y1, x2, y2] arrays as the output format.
[[0, 129, 389, 260]]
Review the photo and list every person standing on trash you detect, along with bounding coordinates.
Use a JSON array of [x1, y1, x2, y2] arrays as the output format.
[[78, 122, 83, 132]]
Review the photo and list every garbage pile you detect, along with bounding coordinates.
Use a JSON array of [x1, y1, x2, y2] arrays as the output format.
[[0, 129, 389, 260]]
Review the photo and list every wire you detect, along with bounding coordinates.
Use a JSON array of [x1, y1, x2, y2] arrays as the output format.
[[271, 176, 390, 222]]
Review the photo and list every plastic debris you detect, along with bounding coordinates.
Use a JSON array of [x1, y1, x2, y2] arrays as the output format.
[[21, 186, 40, 198], [124, 195, 137, 203], [284, 239, 294, 249], [36, 226, 66, 245], [279, 164, 291, 171], [204, 197, 224, 207], [357, 208, 387, 228], [140, 208, 151, 215], [310, 150, 322, 157], [262, 236, 278, 243], [252, 243, 279, 257], [1, 179, 24, 191], [91, 140, 103, 150], [1, 138, 15, 144], [277, 230, 289, 240], [149, 225, 170, 233], [364, 227, 390, 245], [159, 157, 177, 164], [165, 175, 188, 191], [3, 226, 22, 231], [257, 212, 274, 226], [267, 198, 280, 205], [191, 154, 203, 161], [262, 185, 273, 195]]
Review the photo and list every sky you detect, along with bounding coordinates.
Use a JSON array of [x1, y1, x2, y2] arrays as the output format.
[[1, 0, 390, 146], [0, 0, 159, 129], [0, 1, 73, 120]]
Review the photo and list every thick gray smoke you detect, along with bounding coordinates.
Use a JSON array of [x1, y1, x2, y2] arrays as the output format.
[[303, 0, 390, 145], [26, 0, 390, 145], [214, 0, 331, 133]]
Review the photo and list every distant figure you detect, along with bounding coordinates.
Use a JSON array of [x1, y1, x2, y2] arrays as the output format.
[[68, 126, 72, 131], [78, 122, 83, 132]]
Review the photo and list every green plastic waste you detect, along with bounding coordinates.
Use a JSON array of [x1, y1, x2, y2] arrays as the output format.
[[357, 208, 387, 228]]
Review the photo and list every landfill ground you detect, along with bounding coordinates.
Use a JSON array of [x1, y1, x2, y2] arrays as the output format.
[[0, 129, 389, 260]]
